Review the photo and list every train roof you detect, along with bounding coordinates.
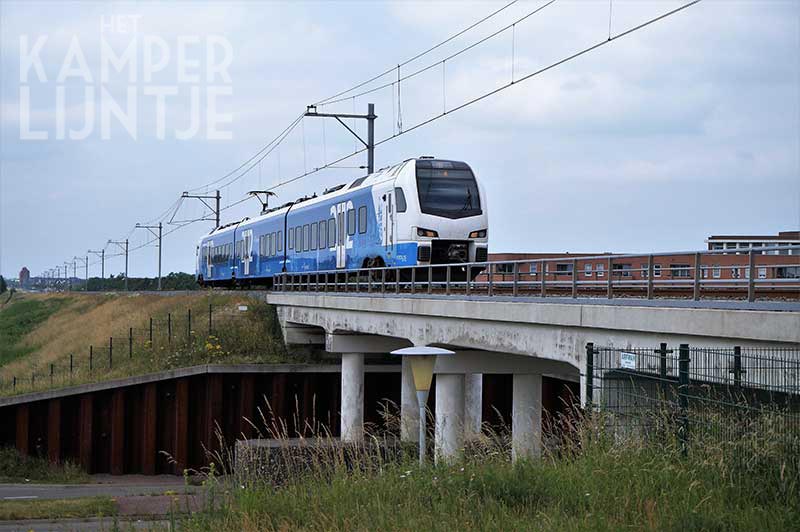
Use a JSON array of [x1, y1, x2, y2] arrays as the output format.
[[203, 157, 470, 237]]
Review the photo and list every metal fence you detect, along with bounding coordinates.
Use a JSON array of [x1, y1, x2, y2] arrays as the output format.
[[272, 244, 800, 302], [0, 304, 255, 396], [586, 343, 800, 458]]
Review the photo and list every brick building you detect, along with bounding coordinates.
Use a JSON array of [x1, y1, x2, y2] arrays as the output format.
[[486, 231, 800, 282]]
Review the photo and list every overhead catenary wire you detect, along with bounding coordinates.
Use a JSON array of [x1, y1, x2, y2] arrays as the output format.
[[320, 0, 558, 107], [259, 0, 703, 195], [314, 0, 521, 106], [186, 111, 305, 194]]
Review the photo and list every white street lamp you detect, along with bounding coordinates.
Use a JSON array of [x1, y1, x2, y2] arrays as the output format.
[[391, 346, 454, 466]]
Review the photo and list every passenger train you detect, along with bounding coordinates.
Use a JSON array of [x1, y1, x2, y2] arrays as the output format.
[[195, 157, 488, 287]]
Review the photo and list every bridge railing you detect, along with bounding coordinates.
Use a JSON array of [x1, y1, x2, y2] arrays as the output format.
[[273, 244, 800, 302]]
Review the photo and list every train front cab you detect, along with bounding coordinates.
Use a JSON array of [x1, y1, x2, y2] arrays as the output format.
[[399, 158, 488, 281]]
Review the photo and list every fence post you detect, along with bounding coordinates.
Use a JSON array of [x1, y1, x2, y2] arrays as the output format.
[[585, 343, 595, 408], [678, 343, 690, 455], [12, 376, 16, 392], [693, 252, 701, 301], [733, 346, 743, 389], [168, 313, 172, 344], [606, 256, 613, 299], [208, 304, 213, 335], [539, 262, 546, 298], [512, 263, 518, 297], [747, 250, 756, 302], [129, 328, 133, 359], [109, 337, 113, 369], [70, 354, 73, 377], [50, 364, 54, 387], [187, 308, 192, 344], [90, 346, 93, 372], [427, 266, 433, 295], [647, 255, 655, 299], [149, 317, 153, 343], [31, 373, 35, 389], [572, 259, 578, 298], [658, 342, 668, 381]]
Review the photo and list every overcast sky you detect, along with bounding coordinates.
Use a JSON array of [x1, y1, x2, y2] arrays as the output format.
[[1, 0, 798, 279]]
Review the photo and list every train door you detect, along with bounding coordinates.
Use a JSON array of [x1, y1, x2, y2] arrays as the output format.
[[333, 202, 348, 269], [383, 191, 395, 260], [206, 241, 213, 278], [241, 230, 253, 276]]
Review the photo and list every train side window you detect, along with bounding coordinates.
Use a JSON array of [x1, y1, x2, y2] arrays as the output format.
[[297, 226, 303, 253], [264, 234, 269, 257], [395, 188, 407, 212], [270, 232, 277, 256], [358, 205, 367, 234], [319, 220, 327, 249], [347, 208, 356, 236], [277, 231, 283, 252], [310, 222, 318, 250], [338, 212, 345, 243], [328, 217, 336, 247], [303, 224, 310, 251], [288, 227, 294, 249]]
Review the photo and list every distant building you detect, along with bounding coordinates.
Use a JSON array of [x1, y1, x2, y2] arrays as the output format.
[[19, 267, 30, 288], [706, 230, 799, 254]]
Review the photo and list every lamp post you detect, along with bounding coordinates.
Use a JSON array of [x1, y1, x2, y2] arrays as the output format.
[[391, 346, 454, 466]]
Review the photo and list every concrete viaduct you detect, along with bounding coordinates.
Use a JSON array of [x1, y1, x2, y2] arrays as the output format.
[[1, 291, 797, 472], [259, 291, 800, 462]]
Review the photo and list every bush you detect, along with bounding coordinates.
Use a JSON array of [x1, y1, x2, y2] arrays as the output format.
[[0, 276, 6, 294]]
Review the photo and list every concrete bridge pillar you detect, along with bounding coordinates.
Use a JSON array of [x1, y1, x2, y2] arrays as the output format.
[[435, 373, 465, 464], [400, 357, 419, 442], [341, 353, 365, 442], [464, 373, 483, 440], [512, 373, 542, 462]]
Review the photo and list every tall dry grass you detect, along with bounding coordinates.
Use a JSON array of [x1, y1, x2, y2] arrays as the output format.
[[178, 399, 800, 531]]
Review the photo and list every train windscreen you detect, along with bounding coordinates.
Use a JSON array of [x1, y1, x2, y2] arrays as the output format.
[[416, 166, 481, 219]]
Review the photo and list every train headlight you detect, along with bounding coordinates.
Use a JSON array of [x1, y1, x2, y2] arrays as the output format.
[[417, 228, 439, 238], [469, 229, 487, 239]]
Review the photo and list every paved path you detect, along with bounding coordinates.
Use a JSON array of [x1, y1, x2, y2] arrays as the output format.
[[0, 517, 170, 531], [0, 480, 194, 501]]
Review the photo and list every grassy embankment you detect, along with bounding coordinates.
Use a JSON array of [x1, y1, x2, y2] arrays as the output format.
[[181, 412, 799, 532], [0, 291, 298, 397]]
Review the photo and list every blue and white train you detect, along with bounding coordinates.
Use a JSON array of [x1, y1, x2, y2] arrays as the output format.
[[195, 157, 488, 287]]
